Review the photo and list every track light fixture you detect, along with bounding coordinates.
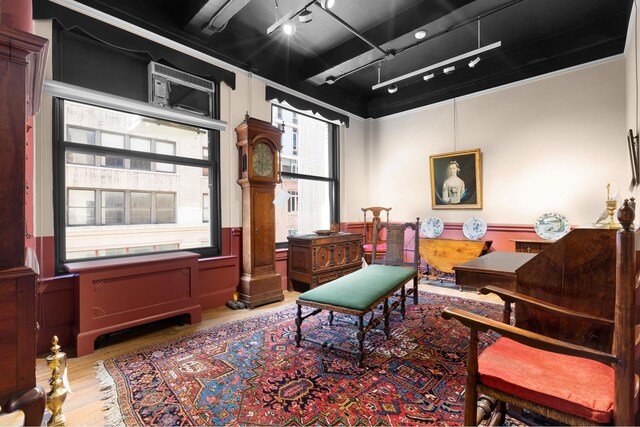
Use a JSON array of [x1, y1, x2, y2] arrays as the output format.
[[388, 84, 398, 94], [372, 41, 501, 90], [326, 76, 336, 85], [299, 9, 312, 23], [414, 30, 426, 40], [468, 56, 481, 68], [423, 73, 434, 81], [443, 66, 455, 74], [283, 21, 296, 35], [320, 0, 335, 9]]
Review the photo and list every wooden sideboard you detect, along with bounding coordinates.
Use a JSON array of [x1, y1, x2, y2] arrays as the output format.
[[419, 238, 492, 280], [66, 252, 202, 356], [287, 232, 362, 292], [511, 238, 555, 253]]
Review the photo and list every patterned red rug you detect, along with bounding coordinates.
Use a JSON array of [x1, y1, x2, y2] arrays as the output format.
[[97, 292, 502, 426]]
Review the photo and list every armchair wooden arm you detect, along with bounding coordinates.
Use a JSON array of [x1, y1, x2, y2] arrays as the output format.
[[480, 285, 615, 326], [441, 306, 617, 365]]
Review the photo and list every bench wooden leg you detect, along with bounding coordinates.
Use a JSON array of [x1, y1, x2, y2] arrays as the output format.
[[295, 303, 302, 347], [356, 315, 365, 367], [328, 311, 334, 325], [383, 298, 390, 338], [400, 286, 406, 318], [413, 276, 419, 304]]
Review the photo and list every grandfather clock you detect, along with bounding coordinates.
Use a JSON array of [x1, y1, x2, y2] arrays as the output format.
[[236, 115, 284, 308]]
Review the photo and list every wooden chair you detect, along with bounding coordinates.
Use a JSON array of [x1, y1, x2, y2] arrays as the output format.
[[361, 206, 391, 264], [442, 199, 639, 426]]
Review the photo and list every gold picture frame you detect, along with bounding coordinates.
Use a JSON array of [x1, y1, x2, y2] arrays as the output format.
[[430, 148, 482, 209]]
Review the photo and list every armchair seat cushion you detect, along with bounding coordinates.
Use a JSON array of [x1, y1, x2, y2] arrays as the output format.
[[363, 243, 387, 253], [478, 337, 614, 424]]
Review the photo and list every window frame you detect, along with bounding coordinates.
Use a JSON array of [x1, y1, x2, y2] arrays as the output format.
[[53, 97, 222, 272], [272, 104, 340, 247]]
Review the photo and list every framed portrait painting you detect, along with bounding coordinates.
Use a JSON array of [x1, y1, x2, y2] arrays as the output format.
[[430, 148, 482, 209]]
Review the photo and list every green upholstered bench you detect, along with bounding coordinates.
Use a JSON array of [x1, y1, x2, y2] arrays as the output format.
[[294, 220, 420, 367]]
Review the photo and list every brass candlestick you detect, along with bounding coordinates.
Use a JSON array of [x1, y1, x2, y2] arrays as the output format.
[[606, 199, 621, 229], [605, 183, 621, 229], [46, 336, 68, 426]]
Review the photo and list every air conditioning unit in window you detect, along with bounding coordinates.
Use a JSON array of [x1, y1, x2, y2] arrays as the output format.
[[148, 61, 215, 118]]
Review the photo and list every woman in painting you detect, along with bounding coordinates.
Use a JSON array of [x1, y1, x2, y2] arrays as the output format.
[[442, 160, 466, 204]]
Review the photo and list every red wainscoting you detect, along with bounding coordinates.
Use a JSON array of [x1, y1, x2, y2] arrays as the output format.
[[343, 221, 543, 253], [35, 227, 243, 354], [276, 248, 289, 290], [36, 275, 75, 354], [35, 222, 544, 354]]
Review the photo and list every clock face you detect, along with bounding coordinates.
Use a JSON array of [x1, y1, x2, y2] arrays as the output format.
[[252, 142, 274, 177]]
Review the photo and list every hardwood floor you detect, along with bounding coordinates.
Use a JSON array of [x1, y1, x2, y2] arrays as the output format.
[[1, 283, 495, 426]]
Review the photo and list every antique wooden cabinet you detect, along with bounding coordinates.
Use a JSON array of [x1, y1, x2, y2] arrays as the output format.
[[287, 232, 362, 291], [0, 24, 48, 425], [236, 116, 284, 308]]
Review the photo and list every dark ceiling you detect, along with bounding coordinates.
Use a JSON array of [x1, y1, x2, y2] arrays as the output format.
[[46, 0, 632, 118]]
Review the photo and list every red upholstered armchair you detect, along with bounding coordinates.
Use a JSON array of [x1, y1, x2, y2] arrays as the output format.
[[442, 200, 639, 426], [361, 206, 391, 264]]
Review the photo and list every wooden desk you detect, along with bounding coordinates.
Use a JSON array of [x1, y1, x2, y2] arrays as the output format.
[[511, 238, 555, 253], [419, 238, 492, 280], [287, 232, 362, 292], [453, 251, 536, 292]]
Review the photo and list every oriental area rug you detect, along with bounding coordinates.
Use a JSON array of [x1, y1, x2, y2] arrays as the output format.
[[97, 292, 502, 426]]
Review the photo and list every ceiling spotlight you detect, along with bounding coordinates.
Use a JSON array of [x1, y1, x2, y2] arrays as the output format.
[[283, 21, 296, 35], [443, 66, 455, 74], [423, 73, 434, 81], [326, 76, 336, 85], [320, 0, 335, 9], [468, 57, 481, 68], [299, 9, 312, 23], [414, 30, 427, 40], [388, 84, 398, 94]]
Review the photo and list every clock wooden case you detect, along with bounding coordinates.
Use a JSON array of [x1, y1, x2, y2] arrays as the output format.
[[235, 116, 284, 308]]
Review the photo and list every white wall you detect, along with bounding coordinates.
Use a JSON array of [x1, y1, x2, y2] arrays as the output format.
[[339, 117, 369, 222], [365, 58, 628, 227]]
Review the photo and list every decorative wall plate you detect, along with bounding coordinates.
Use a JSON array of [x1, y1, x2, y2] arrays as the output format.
[[420, 217, 444, 238], [462, 217, 487, 240], [534, 213, 570, 240]]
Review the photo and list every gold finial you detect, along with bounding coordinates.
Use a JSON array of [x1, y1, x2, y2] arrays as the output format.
[[46, 335, 68, 426]]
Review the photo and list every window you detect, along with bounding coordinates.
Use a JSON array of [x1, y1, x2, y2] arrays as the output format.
[[56, 100, 220, 266], [292, 128, 298, 155], [130, 192, 152, 224], [102, 191, 125, 225], [202, 147, 209, 176], [156, 193, 176, 223], [203, 193, 210, 223], [288, 191, 298, 212], [67, 189, 95, 225], [130, 137, 152, 170], [66, 127, 95, 165], [101, 132, 125, 168], [281, 158, 298, 173], [155, 141, 176, 173], [272, 105, 339, 244]]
